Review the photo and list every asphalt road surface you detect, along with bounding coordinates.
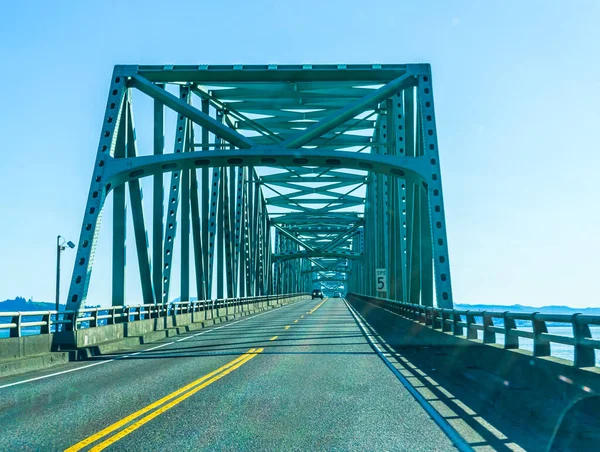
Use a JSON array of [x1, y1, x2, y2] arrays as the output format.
[[0, 298, 460, 451]]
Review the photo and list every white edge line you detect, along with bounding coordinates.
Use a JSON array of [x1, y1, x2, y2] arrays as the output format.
[[0, 300, 302, 390], [343, 298, 473, 452]]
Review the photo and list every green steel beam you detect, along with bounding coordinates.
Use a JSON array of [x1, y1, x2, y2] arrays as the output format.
[[281, 73, 415, 148], [125, 96, 154, 306], [112, 97, 127, 307], [66, 63, 454, 316], [161, 87, 190, 304], [152, 84, 164, 305], [129, 75, 255, 149]]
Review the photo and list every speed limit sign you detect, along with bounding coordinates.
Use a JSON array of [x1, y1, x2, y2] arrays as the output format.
[[376, 268, 387, 292]]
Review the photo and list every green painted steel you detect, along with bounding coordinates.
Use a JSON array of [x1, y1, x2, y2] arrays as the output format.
[[64, 63, 454, 315]]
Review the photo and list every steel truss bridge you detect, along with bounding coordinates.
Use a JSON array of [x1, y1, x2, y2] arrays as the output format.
[[65, 63, 453, 313], [1, 64, 599, 451]]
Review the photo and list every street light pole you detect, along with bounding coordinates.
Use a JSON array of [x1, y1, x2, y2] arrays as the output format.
[[55, 235, 62, 313], [55, 235, 75, 331]]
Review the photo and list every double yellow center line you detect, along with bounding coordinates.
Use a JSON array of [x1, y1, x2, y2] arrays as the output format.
[[308, 298, 327, 314], [285, 298, 327, 330], [66, 348, 263, 451]]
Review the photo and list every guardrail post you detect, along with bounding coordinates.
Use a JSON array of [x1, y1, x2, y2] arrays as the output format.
[[431, 308, 443, 330], [407, 304, 415, 321], [465, 311, 478, 339], [415, 306, 422, 323], [532, 313, 550, 357], [482, 312, 495, 344], [402, 302, 409, 318], [572, 314, 595, 367], [425, 307, 433, 326], [441, 309, 452, 332], [503, 312, 518, 349], [89, 309, 98, 328], [41, 312, 50, 334], [10, 314, 21, 337]]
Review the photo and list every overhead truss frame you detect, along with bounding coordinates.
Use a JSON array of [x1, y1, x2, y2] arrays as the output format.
[[64, 63, 454, 315]]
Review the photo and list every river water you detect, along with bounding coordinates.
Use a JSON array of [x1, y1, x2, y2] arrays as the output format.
[[479, 325, 600, 366]]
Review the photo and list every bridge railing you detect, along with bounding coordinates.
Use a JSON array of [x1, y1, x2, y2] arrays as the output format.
[[0, 293, 306, 338], [348, 293, 600, 368]]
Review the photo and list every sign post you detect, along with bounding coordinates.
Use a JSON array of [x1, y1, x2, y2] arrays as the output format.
[[375, 268, 387, 294]]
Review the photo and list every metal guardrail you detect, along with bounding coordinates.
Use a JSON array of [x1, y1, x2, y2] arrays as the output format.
[[348, 293, 600, 368], [0, 293, 307, 338]]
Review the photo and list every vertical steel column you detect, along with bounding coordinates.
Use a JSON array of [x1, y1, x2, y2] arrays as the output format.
[[244, 171, 253, 295], [112, 100, 127, 306], [389, 94, 407, 302], [125, 96, 154, 305], [201, 99, 210, 298], [152, 84, 164, 305], [375, 107, 388, 297], [364, 174, 373, 295], [215, 111, 225, 299], [239, 168, 248, 297], [273, 228, 281, 295], [252, 174, 262, 294], [402, 87, 414, 303], [223, 167, 235, 298], [234, 168, 245, 297], [408, 186, 422, 305], [207, 166, 221, 299], [387, 98, 397, 301], [416, 66, 454, 308], [420, 187, 433, 306], [265, 218, 273, 294], [189, 128, 206, 301], [216, 161, 225, 299], [181, 124, 191, 302], [162, 86, 190, 304]]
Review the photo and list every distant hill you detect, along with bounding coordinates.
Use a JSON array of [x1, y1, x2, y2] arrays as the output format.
[[0, 297, 98, 314], [0, 297, 59, 312]]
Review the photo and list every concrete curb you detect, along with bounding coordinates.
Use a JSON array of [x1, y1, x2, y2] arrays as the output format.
[[0, 352, 71, 377]]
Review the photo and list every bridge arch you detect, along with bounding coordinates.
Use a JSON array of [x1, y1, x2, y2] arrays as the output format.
[[103, 148, 429, 189]]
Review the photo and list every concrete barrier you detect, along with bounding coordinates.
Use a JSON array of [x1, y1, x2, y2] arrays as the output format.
[[0, 295, 309, 377], [347, 294, 600, 446], [0, 334, 56, 360]]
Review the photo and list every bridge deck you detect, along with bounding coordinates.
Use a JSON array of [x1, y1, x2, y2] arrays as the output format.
[[0, 298, 522, 451]]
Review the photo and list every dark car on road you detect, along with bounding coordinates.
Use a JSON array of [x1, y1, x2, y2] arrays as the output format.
[[312, 289, 324, 300]]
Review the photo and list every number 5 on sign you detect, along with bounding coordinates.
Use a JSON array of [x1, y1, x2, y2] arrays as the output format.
[[376, 268, 387, 292]]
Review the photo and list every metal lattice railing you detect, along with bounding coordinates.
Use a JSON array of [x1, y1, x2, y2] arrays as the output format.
[[348, 293, 600, 368], [0, 293, 307, 338]]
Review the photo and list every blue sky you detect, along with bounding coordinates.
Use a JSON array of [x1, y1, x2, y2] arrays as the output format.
[[0, 0, 598, 308]]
